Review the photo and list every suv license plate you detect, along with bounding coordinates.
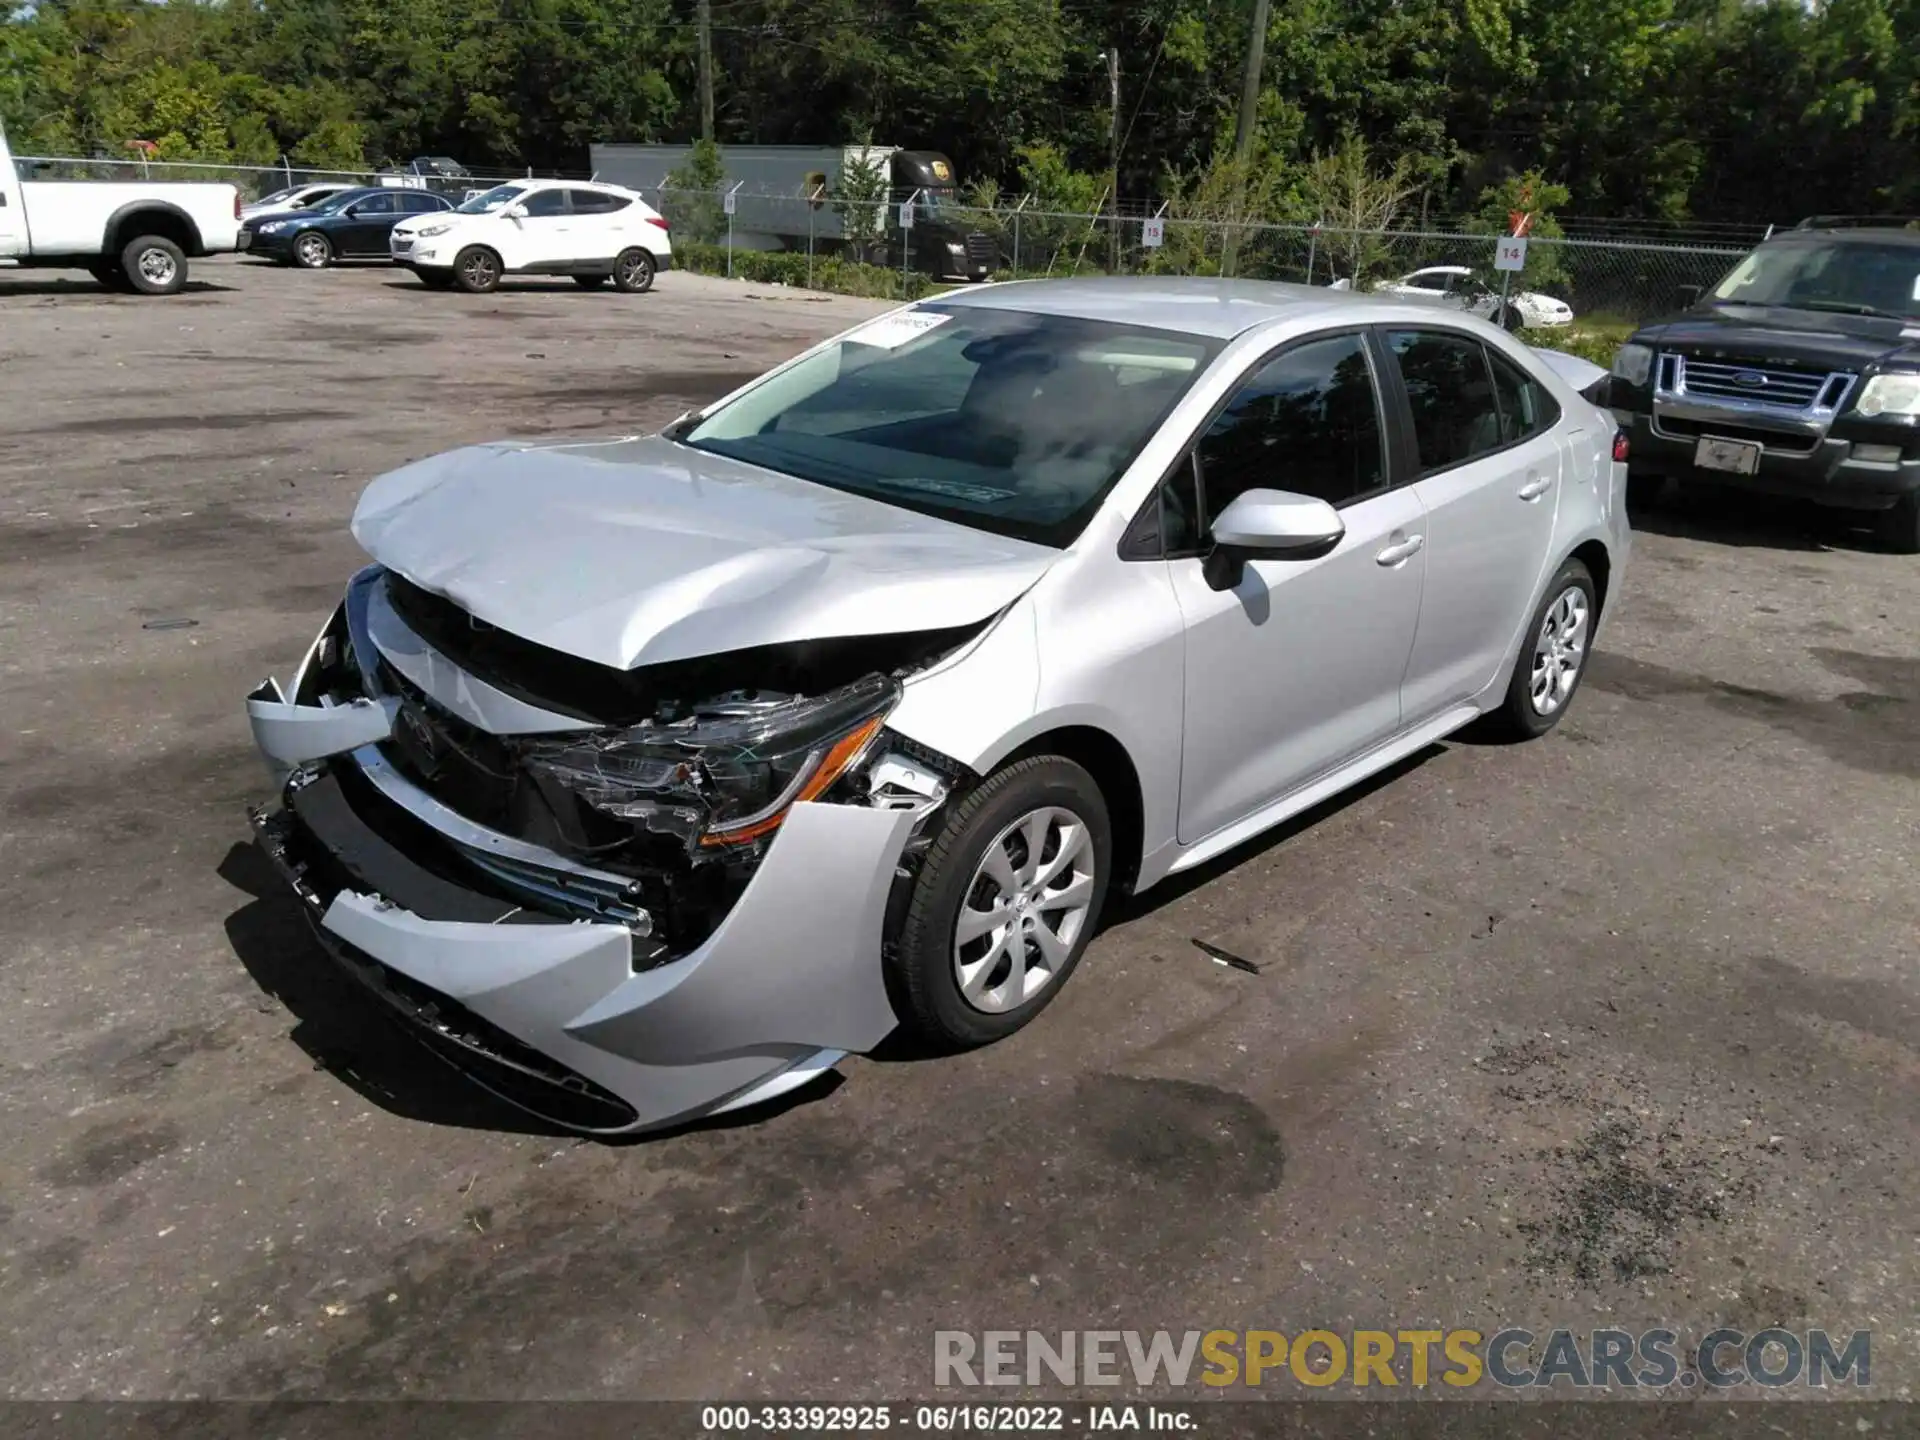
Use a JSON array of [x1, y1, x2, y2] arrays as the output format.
[[1695, 435, 1762, 475]]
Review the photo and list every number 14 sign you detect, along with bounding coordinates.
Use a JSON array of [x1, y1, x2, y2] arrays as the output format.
[[1494, 236, 1529, 272]]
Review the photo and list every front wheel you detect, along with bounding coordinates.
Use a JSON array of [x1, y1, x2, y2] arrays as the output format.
[[120, 235, 187, 295], [1484, 558, 1598, 740], [292, 231, 333, 270], [890, 756, 1112, 1049], [453, 245, 502, 293], [612, 247, 656, 293]]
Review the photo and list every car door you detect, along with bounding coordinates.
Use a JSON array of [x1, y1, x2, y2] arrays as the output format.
[[1386, 328, 1564, 723], [1167, 330, 1428, 845], [565, 189, 627, 266], [339, 191, 395, 254], [512, 187, 572, 270]]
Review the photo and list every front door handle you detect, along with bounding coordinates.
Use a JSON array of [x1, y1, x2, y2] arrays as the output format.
[[1518, 475, 1553, 500], [1375, 534, 1425, 567]]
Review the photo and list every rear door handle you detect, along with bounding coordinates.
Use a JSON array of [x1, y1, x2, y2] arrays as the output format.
[[1518, 475, 1553, 500], [1375, 534, 1425, 566]]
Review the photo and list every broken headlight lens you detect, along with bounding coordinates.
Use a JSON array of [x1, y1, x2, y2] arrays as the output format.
[[520, 672, 899, 851]]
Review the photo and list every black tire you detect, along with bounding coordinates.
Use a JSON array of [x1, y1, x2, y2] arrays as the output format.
[[1498, 300, 1526, 332], [1872, 493, 1920, 555], [612, 247, 656, 293], [453, 245, 502, 293], [291, 231, 333, 270], [1484, 557, 1598, 740], [119, 235, 187, 295], [890, 756, 1112, 1049], [573, 273, 609, 288]]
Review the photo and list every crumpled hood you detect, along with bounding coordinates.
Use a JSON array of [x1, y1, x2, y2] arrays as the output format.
[[350, 436, 1060, 670]]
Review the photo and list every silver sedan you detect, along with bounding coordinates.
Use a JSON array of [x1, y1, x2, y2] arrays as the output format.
[[245, 278, 1631, 1134]]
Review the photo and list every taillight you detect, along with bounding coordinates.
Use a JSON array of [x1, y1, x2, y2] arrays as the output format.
[[646, 216, 670, 232], [233, 192, 242, 220], [1612, 432, 1630, 464]]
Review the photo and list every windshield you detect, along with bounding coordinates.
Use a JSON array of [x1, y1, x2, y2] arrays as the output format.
[[459, 183, 526, 214], [680, 306, 1222, 546], [252, 187, 297, 206], [1711, 239, 1920, 320]]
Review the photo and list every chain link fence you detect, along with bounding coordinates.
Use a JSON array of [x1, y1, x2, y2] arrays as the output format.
[[647, 183, 1748, 329], [11, 154, 1750, 326], [12, 154, 585, 201]]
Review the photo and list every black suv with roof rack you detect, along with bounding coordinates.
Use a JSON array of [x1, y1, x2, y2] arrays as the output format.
[[1608, 217, 1920, 551]]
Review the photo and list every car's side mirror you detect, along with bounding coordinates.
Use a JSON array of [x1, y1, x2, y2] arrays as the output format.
[[1203, 488, 1346, 591], [1673, 283, 1702, 308], [504, 203, 528, 220]]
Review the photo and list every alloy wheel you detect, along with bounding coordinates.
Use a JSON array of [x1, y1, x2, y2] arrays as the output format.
[[136, 247, 178, 288], [1529, 585, 1590, 716], [951, 806, 1097, 1015]]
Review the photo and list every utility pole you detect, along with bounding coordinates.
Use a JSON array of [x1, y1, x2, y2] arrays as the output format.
[[1101, 46, 1120, 272], [696, 0, 715, 143], [1222, 0, 1271, 276]]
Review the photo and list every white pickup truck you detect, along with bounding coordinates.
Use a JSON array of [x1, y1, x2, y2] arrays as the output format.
[[1, 124, 247, 294]]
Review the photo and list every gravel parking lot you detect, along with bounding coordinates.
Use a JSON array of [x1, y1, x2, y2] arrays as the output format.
[[1, 258, 1916, 1403]]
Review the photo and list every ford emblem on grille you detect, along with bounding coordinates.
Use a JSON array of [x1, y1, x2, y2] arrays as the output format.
[[399, 700, 439, 762], [1733, 370, 1767, 387]]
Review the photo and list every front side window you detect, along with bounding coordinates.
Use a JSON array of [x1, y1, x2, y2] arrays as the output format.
[[523, 188, 569, 217], [681, 307, 1221, 547], [1195, 333, 1386, 514], [1386, 330, 1508, 472], [352, 192, 395, 215], [1711, 239, 1920, 321]]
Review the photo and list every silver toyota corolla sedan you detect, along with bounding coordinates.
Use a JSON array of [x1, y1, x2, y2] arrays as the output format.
[[244, 278, 1630, 1134]]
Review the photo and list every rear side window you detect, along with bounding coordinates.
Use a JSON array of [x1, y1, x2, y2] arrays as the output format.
[[1385, 330, 1507, 472], [1196, 333, 1386, 511], [569, 189, 631, 214], [1486, 348, 1561, 444], [523, 189, 569, 217]]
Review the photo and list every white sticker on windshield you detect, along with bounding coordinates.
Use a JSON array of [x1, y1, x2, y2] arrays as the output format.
[[846, 311, 952, 350]]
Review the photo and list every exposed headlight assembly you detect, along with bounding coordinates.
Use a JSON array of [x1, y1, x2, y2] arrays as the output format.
[[522, 673, 899, 852], [1855, 372, 1920, 418], [1611, 343, 1654, 387], [413, 221, 455, 238]]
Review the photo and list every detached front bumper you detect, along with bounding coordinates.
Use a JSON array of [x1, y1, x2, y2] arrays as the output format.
[[243, 576, 915, 1135]]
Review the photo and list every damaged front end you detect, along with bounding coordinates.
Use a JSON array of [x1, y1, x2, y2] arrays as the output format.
[[243, 565, 971, 1135]]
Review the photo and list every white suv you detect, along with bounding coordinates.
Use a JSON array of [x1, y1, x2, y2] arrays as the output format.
[[390, 180, 673, 294]]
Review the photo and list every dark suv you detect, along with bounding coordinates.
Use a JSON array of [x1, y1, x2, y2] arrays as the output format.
[[1609, 219, 1920, 551]]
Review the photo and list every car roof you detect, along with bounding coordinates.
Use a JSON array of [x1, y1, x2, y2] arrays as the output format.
[[1411, 265, 1471, 275], [929, 276, 1385, 340], [1772, 226, 1920, 246]]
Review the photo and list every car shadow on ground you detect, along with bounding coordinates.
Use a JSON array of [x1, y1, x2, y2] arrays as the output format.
[[0, 277, 237, 297], [376, 279, 630, 297], [217, 839, 846, 1142], [867, 744, 1447, 1064], [1629, 484, 1885, 553]]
